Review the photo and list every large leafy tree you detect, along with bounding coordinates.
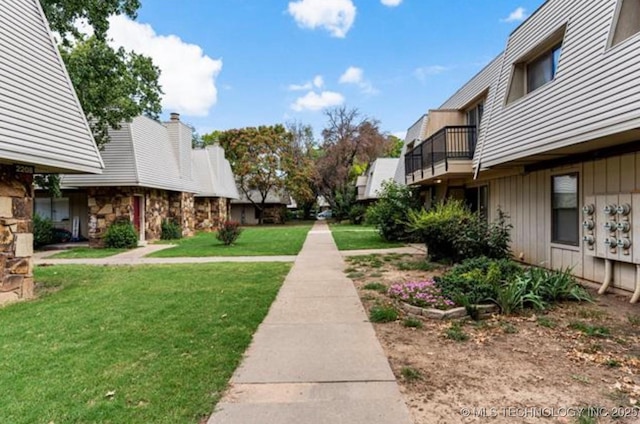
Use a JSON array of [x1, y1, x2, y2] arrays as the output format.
[[316, 107, 393, 215], [215, 125, 295, 224], [285, 122, 319, 220], [40, 0, 162, 149]]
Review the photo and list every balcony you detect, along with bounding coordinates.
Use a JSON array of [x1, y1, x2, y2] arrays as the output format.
[[405, 126, 477, 185]]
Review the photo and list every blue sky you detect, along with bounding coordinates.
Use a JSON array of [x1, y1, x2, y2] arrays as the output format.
[[108, 0, 545, 139]]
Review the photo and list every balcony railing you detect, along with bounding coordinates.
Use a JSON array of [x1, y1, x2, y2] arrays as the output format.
[[405, 126, 477, 182]]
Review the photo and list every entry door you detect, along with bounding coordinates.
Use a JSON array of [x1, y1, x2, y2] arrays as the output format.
[[133, 196, 142, 233]]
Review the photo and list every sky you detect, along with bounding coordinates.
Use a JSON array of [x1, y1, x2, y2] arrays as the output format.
[[104, 0, 546, 140]]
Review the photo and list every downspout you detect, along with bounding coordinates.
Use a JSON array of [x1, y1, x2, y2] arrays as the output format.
[[598, 259, 613, 295], [631, 264, 640, 304]]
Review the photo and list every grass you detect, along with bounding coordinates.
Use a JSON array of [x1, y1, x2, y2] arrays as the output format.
[[47, 247, 128, 259], [369, 305, 399, 323], [569, 321, 611, 338], [1, 263, 290, 424], [329, 224, 404, 251], [537, 316, 557, 328], [363, 282, 388, 293], [628, 314, 640, 326], [402, 317, 423, 328], [148, 225, 312, 257]]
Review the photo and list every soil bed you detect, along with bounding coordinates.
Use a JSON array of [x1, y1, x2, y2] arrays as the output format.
[[346, 253, 640, 424]]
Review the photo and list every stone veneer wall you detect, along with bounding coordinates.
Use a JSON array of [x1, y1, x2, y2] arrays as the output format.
[[88, 187, 170, 246], [194, 197, 230, 231], [169, 191, 195, 237], [0, 165, 34, 304]]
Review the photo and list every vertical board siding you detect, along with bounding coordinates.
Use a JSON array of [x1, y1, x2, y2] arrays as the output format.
[[479, 0, 640, 169], [0, 0, 103, 173], [490, 151, 639, 290]]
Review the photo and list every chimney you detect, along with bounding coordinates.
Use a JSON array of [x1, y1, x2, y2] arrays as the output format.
[[170, 112, 180, 122]]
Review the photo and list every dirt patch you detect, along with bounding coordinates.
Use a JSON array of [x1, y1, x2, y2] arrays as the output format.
[[346, 254, 640, 424]]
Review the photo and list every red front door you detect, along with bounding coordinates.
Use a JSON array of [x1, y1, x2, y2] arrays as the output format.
[[133, 196, 141, 233]]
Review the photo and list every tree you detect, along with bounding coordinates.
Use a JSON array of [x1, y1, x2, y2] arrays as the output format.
[[285, 122, 319, 220], [387, 135, 404, 158], [316, 106, 393, 217], [215, 125, 294, 224], [40, 0, 162, 149]]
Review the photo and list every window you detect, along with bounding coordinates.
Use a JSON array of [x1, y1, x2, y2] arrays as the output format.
[[34, 197, 70, 222], [505, 25, 566, 104], [526, 44, 562, 93], [611, 0, 640, 47], [552, 174, 579, 245]]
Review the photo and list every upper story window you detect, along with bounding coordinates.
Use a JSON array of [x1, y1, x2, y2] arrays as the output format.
[[610, 0, 640, 47], [526, 44, 562, 93], [505, 25, 566, 104], [466, 101, 484, 127]]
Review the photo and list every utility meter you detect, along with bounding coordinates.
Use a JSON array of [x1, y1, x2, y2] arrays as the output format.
[[604, 238, 618, 248], [582, 204, 595, 215], [617, 238, 632, 249], [604, 204, 618, 216], [616, 203, 631, 216], [616, 221, 630, 232], [583, 235, 595, 245], [582, 220, 595, 230], [604, 221, 617, 232]]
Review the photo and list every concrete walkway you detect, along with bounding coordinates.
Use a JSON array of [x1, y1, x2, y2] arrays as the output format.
[[207, 222, 412, 424], [34, 243, 296, 265]]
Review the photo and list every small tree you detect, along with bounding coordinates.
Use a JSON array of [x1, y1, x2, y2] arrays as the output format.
[[33, 213, 54, 248], [366, 180, 421, 241]]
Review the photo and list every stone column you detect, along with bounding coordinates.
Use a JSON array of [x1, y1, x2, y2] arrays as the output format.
[[0, 165, 34, 304]]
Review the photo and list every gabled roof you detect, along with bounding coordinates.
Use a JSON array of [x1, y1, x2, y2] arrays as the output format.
[[362, 158, 399, 200], [0, 0, 103, 173], [394, 115, 428, 184], [232, 189, 291, 206], [192, 145, 239, 199], [62, 116, 199, 193]]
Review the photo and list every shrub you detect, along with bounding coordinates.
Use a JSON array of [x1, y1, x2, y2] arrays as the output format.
[[363, 282, 388, 292], [348, 204, 367, 225], [407, 200, 512, 263], [435, 257, 523, 305], [33, 213, 54, 248], [104, 219, 138, 249], [388, 280, 455, 310], [445, 322, 469, 342], [160, 219, 182, 240], [402, 317, 423, 328], [366, 181, 422, 242], [216, 220, 243, 245]]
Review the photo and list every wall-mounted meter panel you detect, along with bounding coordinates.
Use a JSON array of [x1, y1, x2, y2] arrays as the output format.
[[584, 196, 597, 256]]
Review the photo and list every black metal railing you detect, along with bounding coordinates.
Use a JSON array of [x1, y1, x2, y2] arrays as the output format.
[[405, 126, 476, 183]]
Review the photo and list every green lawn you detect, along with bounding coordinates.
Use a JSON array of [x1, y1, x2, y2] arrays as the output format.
[[0, 263, 290, 424], [47, 247, 127, 259], [149, 224, 312, 257], [330, 224, 404, 250]]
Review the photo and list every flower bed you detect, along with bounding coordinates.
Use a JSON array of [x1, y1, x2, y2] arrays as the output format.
[[388, 280, 455, 310]]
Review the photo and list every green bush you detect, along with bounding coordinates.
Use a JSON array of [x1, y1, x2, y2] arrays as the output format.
[[104, 219, 138, 249], [33, 213, 54, 248], [216, 220, 243, 245], [348, 204, 367, 225], [369, 305, 398, 323], [436, 257, 523, 305], [366, 181, 422, 242], [161, 219, 182, 240]]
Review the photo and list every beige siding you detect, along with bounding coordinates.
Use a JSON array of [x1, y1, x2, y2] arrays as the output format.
[[440, 54, 504, 109], [423, 111, 465, 138], [479, 0, 640, 169], [0, 0, 103, 173], [486, 151, 640, 291]]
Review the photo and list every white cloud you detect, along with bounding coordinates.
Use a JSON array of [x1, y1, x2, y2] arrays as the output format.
[[288, 0, 356, 38], [414, 65, 450, 82], [339, 66, 377, 95], [380, 0, 402, 7], [291, 91, 345, 111], [107, 15, 222, 117], [501, 7, 528, 23], [339, 66, 363, 84], [288, 74, 324, 91]]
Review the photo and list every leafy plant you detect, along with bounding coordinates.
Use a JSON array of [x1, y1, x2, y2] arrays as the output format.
[[445, 322, 469, 342], [407, 200, 512, 263], [363, 282, 387, 292], [435, 257, 523, 305], [537, 316, 557, 328], [365, 180, 422, 242], [400, 366, 423, 381], [628, 314, 640, 326], [388, 280, 456, 310], [216, 220, 243, 246], [160, 219, 182, 240], [369, 305, 399, 323], [402, 317, 423, 328], [104, 219, 138, 249], [348, 204, 367, 225], [33, 213, 54, 248]]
